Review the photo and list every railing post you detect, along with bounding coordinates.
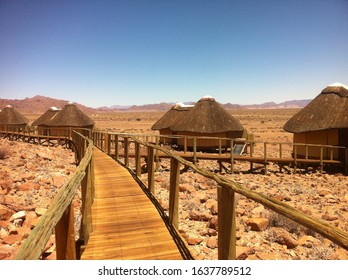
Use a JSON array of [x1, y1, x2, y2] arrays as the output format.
[[250, 141, 254, 172], [320, 146, 324, 173], [147, 146, 155, 194], [294, 144, 297, 174], [124, 137, 129, 167], [218, 186, 236, 260], [106, 133, 111, 155], [193, 137, 197, 165], [155, 136, 160, 171], [264, 142, 268, 175], [115, 134, 119, 160], [80, 160, 93, 248], [230, 139, 234, 174], [169, 158, 180, 228], [55, 203, 76, 260], [135, 141, 141, 177], [345, 148, 348, 175]]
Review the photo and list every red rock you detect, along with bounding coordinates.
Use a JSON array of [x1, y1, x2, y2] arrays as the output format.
[[17, 227, 32, 239], [197, 191, 208, 202], [236, 206, 245, 216], [187, 237, 203, 245], [208, 216, 218, 230], [321, 214, 338, 221], [20, 172, 35, 181], [267, 227, 298, 249], [298, 235, 322, 248], [206, 237, 218, 249], [206, 199, 217, 209], [246, 218, 269, 231], [52, 176, 66, 187], [18, 182, 40, 191], [3, 234, 23, 245], [22, 211, 38, 228], [236, 246, 255, 260], [0, 205, 14, 221], [189, 210, 211, 221], [0, 245, 14, 260]]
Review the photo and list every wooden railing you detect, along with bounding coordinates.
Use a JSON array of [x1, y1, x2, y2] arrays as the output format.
[[93, 131, 348, 259], [12, 130, 94, 260], [93, 130, 348, 175]]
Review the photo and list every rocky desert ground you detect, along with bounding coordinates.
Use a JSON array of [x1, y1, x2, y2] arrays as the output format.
[[1, 108, 348, 260]]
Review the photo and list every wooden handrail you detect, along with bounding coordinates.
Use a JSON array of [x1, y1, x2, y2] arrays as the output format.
[[13, 130, 94, 260]]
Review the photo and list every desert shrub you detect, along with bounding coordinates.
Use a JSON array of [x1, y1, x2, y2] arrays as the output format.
[[306, 246, 338, 260], [0, 146, 9, 160], [267, 211, 307, 237]]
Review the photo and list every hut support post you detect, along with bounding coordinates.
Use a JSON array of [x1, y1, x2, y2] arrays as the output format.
[[184, 136, 187, 154], [218, 186, 236, 260], [219, 139, 222, 155], [169, 158, 180, 229], [147, 146, 155, 194], [135, 142, 141, 177], [55, 203, 76, 260], [294, 145, 297, 174], [320, 146, 324, 173]]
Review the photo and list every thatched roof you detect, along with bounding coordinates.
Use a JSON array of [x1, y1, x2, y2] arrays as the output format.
[[0, 105, 29, 125], [283, 83, 348, 133], [171, 96, 244, 133], [151, 103, 193, 130], [43, 103, 95, 127], [31, 107, 60, 127]]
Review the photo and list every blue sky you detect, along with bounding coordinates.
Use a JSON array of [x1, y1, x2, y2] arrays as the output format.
[[1, 0, 347, 108]]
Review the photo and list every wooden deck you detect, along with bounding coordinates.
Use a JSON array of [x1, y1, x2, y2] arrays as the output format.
[[80, 148, 185, 260]]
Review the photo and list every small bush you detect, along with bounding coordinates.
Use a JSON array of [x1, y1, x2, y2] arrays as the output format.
[[0, 146, 9, 160], [267, 211, 306, 237]]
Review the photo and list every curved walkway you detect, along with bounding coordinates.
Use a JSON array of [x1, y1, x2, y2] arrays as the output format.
[[80, 148, 184, 260]]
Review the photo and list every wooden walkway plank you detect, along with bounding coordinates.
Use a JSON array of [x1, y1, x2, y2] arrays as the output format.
[[80, 148, 184, 260]]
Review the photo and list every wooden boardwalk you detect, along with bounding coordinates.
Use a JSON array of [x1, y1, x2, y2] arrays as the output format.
[[80, 148, 185, 260]]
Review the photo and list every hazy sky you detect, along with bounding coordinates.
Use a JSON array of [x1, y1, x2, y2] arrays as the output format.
[[1, 0, 347, 108]]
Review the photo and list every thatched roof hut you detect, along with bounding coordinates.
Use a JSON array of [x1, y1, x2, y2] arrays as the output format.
[[46, 102, 95, 128], [284, 83, 348, 133], [151, 102, 193, 131], [31, 107, 60, 127], [36, 102, 94, 136], [283, 83, 348, 161], [170, 96, 245, 149], [0, 105, 29, 129], [171, 96, 244, 134]]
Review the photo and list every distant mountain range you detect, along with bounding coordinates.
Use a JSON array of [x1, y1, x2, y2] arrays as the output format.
[[0, 95, 312, 114]]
